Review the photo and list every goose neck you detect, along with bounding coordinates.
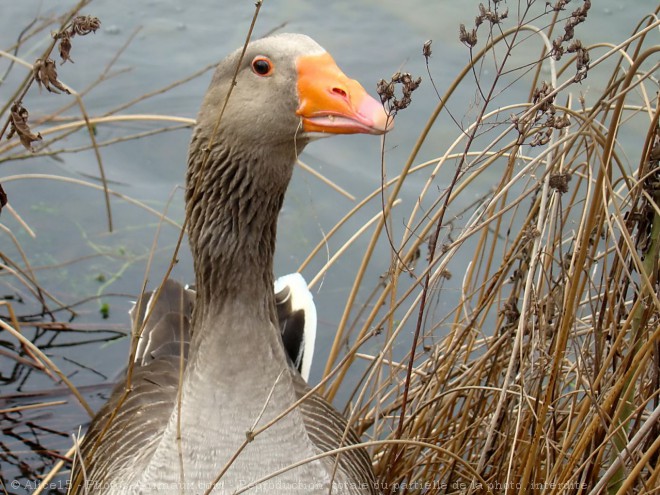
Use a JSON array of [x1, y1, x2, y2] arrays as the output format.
[[185, 132, 295, 315]]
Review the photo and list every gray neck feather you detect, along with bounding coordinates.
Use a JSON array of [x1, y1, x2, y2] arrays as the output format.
[[185, 127, 297, 321]]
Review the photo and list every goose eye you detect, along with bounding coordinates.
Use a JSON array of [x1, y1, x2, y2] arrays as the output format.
[[252, 56, 273, 76]]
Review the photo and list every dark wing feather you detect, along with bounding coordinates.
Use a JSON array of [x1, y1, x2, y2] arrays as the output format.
[[71, 281, 191, 493], [293, 374, 378, 492], [132, 279, 194, 366]]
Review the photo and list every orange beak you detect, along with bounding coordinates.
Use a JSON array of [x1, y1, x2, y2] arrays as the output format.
[[296, 52, 391, 135]]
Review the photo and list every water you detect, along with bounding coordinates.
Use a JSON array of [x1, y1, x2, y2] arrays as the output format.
[[0, 0, 649, 491]]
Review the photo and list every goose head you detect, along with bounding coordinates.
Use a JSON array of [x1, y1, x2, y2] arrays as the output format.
[[194, 33, 390, 150]]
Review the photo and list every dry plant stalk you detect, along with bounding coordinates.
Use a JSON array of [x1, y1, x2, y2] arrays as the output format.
[[313, 2, 660, 493]]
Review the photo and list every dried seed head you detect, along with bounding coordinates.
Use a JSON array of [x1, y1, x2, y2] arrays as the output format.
[[58, 32, 74, 64], [530, 128, 553, 147], [562, 1, 590, 41], [8, 103, 42, 151], [551, 36, 564, 61], [376, 78, 395, 104], [395, 73, 421, 111], [567, 39, 583, 53], [549, 172, 572, 193], [52, 14, 100, 63], [69, 15, 101, 36], [532, 81, 556, 113], [546, 113, 571, 130], [549, 1, 590, 67], [459, 24, 478, 48], [377, 71, 422, 115], [422, 40, 432, 61], [34, 58, 70, 94], [501, 300, 521, 325], [408, 76, 422, 92], [476, 2, 507, 25], [567, 40, 590, 81]]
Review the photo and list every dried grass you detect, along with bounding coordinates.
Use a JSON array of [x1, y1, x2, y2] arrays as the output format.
[[312, 2, 660, 493]]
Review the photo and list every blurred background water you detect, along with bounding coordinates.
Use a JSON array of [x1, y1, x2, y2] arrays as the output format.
[[0, 0, 649, 491]]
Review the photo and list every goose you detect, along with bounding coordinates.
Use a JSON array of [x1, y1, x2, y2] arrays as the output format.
[[71, 33, 389, 494]]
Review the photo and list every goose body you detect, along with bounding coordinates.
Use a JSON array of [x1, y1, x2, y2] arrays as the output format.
[[72, 33, 388, 494]]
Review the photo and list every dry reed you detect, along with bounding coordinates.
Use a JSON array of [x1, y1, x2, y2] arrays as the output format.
[[310, 2, 660, 493]]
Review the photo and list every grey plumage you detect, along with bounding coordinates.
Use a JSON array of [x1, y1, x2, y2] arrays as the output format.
[[71, 33, 385, 494], [74, 280, 374, 493]]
